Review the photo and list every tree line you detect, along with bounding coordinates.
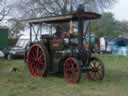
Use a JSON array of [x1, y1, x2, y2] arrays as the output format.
[[0, 0, 120, 38], [91, 12, 128, 37]]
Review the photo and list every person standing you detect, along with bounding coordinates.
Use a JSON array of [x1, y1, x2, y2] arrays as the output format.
[[99, 37, 106, 53]]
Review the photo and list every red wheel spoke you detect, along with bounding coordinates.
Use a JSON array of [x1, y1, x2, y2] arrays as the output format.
[[38, 54, 43, 60], [36, 47, 40, 58], [31, 52, 36, 59], [30, 55, 36, 62]]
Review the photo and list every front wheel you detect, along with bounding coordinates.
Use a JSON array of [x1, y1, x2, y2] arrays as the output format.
[[64, 57, 81, 84], [86, 57, 104, 80]]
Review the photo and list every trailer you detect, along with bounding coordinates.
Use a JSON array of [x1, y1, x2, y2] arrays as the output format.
[[0, 28, 8, 50]]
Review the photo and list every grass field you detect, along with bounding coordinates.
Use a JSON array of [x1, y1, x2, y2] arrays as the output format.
[[0, 55, 128, 96]]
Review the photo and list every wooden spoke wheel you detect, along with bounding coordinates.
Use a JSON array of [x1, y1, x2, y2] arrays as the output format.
[[27, 44, 47, 77], [64, 57, 81, 84], [87, 57, 104, 80]]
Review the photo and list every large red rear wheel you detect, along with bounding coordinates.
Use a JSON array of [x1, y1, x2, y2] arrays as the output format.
[[64, 57, 81, 84], [87, 57, 104, 80], [27, 44, 47, 77]]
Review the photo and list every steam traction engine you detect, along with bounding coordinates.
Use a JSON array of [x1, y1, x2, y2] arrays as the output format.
[[25, 11, 104, 84]]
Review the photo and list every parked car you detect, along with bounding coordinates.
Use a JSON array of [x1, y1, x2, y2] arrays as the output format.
[[105, 37, 128, 55], [0, 51, 4, 57], [3, 36, 29, 60], [111, 37, 128, 56]]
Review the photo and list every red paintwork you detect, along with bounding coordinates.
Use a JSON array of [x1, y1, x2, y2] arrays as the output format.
[[64, 57, 80, 84], [52, 38, 60, 41], [52, 43, 59, 47], [27, 44, 46, 77], [84, 43, 89, 49]]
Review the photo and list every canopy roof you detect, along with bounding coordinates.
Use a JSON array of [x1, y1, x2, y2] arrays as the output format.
[[23, 12, 101, 24]]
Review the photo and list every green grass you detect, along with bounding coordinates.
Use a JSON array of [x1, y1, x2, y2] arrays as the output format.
[[0, 55, 128, 96]]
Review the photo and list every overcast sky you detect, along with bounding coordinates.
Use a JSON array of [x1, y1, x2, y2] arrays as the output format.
[[108, 0, 128, 21]]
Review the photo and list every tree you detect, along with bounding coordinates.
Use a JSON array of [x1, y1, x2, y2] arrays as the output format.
[[119, 21, 128, 33], [0, 0, 10, 21], [91, 12, 120, 37], [91, 12, 128, 37], [8, 19, 25, 38], [114, 21, 128, 37], [9, 0, 116, 19], [7, 0, 116, 38]]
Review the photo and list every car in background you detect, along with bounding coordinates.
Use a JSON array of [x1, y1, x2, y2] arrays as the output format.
[[3, 36, 29, 60], [0, 51, 4, 57], [111, 37, 128, 56], [106, 37, 128, 55]]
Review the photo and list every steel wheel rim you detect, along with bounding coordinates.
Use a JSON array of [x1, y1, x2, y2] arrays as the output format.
[[28, 44, 46, 77], [87, 58, 104, 80], [64, 57, 80, 84]]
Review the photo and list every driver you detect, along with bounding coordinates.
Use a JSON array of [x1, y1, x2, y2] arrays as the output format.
[[54, 25, 62, 37], [54, 25, 70, 38]]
